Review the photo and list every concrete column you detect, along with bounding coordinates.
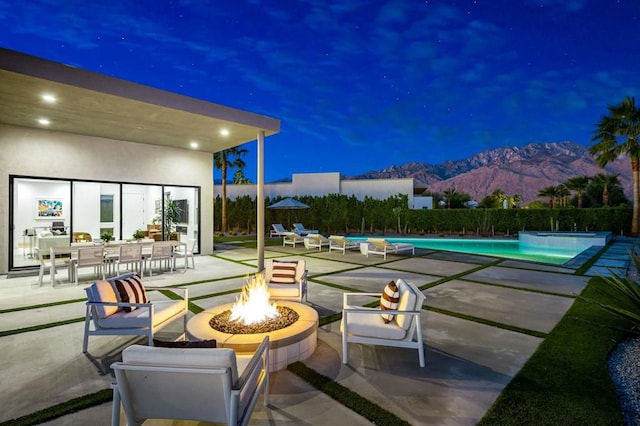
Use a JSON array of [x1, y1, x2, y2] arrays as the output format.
[[257, 130, 265, 271]]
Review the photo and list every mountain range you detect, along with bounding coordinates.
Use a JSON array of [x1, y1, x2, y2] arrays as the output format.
[[351, 141, 632, 204]]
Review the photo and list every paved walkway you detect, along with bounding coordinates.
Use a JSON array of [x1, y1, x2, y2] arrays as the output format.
[[0, 238, 633, 425]]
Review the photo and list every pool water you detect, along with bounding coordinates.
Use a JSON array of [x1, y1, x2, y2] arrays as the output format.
[[353, 237, 584, 265]]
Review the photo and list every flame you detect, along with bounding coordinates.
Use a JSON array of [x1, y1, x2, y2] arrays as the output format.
[[229, 274, 279, 325]]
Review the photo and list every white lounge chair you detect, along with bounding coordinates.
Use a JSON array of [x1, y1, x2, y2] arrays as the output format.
[[263, 259, 307, 302], [342, 278, 425, 367], [293, 223, 318, 236], [304, 233, 331, 251], [282, 232, 305, 248], [111, 336, 270, 426], [270, 223, 288, 237], [365, 238, 415, 260], [328, 235, 360, 254]]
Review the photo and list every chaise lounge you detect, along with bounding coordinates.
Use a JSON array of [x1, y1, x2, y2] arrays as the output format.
[[364, 238, 415, 259], [328, 235, 360, 254]]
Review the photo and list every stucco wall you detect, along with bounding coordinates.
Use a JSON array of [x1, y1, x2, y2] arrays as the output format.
[[0, 124, 214, 274], [216, 172, 415, 207]]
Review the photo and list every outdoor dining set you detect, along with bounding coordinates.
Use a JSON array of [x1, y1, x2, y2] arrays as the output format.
[[35, 238, 196, 286]]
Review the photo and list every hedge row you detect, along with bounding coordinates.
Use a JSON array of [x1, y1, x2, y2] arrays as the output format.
[[215, 194, 633, 235]]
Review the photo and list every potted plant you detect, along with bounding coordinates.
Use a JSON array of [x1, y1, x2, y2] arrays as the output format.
[[163, 197, 182, 241], [100, 231, 113, 243], [132, 229, 145, 241]]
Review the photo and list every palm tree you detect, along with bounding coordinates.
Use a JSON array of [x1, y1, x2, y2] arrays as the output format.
[[590, 96, 640, 235], [233, 169, 251, 184], [565, 176, 591, 208], [214, 146, 248, 233], [556, 184, 570, 208], [590, 173, 623, 207], [538, 185, 558, 208], [442, 188, 456, 209]]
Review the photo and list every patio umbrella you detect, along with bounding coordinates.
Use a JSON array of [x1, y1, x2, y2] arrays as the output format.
[[267, 198, 309, 228]]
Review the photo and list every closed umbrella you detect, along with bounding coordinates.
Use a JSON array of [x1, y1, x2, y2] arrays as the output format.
[[267, 198, 309, 228]]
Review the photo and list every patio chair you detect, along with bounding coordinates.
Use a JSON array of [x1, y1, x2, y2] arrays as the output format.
[[111, 336, 269, 426], [173, 238, 197, 271], [263, 259, 307, 302], [328, 235, 360, 254], [365, 238, 415, 260], [115, 244, 143, 276], [74, 246, 105, 285], [147, 242, 174, 276], [293, 223, 318, 236], [269, 223, 288, 237], [304, 233, 331, 251], [282, 232, 305, 248], [341, 278, 426, 367], [34, 247, 53, 286]]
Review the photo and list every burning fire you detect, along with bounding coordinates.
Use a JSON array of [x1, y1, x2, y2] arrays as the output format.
[[229, 274, 280, 326]]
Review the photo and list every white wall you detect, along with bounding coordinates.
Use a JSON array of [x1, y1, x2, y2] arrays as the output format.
[[0, 124, 214, 274], [216, 173, 415, 207], [413, 196, 433, 210]]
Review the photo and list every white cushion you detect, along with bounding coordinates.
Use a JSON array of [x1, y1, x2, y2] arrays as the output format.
[[96, 300, 184, 329], [91, 280, 119, 318], [267, 283, 300, 298], [122, 345, 239, 383], [341, 310, 407, 340], [396, 279, 417, 330]]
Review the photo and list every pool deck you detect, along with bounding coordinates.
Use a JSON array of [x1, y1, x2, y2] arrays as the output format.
[[0, 237, 635, 425]]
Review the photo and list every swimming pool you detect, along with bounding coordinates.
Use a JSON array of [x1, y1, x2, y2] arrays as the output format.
[[352, 237, 587, 265]]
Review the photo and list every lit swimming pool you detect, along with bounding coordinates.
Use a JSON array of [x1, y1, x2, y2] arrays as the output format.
[[352, 237, 588, 265]]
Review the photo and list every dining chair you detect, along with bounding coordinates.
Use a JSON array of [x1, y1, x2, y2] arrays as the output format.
[[148, 242, 174, 276], [34, 247, 53, 286], [74, 246, 105, 285], [116, 244, 143, 276], [172, 238, 196, 272]]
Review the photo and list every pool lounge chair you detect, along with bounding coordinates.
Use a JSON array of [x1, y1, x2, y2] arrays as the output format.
[[270, 223, 288, 237], [328, 235, 360, 254], [282, 232, 305, 248], [304, 233, 331, 251], [365, 238, 415, 260], [293, 223, 318, 236]]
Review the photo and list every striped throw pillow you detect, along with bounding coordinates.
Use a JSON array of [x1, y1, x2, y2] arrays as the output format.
[[380, 280, 400, 323], [270, 260, 298, 284], [113, 274, 148, 312]]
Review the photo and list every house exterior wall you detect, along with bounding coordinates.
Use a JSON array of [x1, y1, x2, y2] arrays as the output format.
[[0, 123, 214, 274], [216, 172, 415, 207]]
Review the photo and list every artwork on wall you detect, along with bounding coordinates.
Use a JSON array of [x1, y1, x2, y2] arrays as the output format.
[[36, 198, 64, 219]]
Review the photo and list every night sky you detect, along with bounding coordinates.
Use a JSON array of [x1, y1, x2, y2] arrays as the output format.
[[1, 1, 639, 183]]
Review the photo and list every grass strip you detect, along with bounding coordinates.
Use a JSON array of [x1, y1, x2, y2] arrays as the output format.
[[0, 317, 84, 337], [0, 298, 85, 315], [287, 362, 410, 426], [479, 276, 630, 425], [0, 389, 112, 426], [425, 306, 548, 338]]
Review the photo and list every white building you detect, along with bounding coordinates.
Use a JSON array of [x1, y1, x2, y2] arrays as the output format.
[[0, 48, 280, 274], [217, 172, 422, 208]]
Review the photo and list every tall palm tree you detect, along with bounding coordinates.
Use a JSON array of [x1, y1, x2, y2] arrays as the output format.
[[556, 184, 570, 208], [565, 176, 591, 208], [590, 96, 640, 235], [214, 146, 248, 233], [442, 188, 456, 209], [590, 173, 623, 207], [538, 186, 558, 208]]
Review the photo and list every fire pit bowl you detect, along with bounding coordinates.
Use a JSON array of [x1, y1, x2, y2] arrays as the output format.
[[186, 301, 318, 371]]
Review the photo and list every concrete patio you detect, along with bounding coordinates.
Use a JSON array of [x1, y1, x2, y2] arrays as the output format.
[[0, 238, 632, 425]]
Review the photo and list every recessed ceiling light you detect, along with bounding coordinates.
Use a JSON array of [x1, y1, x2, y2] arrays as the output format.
[[220, 129, 229, 137], [37, 118, 50, 126], [41, 94, 57, 103], [190, 141, 199, 149]]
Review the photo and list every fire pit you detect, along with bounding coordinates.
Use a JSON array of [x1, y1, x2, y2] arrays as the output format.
[[186, 274, 318, 371]]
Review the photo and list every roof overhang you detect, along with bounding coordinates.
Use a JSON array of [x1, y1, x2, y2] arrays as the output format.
[[0, 48, 280, 153]]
